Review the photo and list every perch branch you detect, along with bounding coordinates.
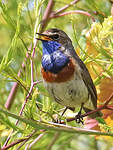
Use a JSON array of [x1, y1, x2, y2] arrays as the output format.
[[64, 92, 113, 123]]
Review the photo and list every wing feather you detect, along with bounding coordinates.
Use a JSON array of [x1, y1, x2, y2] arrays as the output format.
[[71, 50, 97, 109]]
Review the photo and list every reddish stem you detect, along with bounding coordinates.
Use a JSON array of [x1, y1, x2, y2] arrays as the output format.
[[54, 0, 80, 15], [1, 130, 37, 150], [104, 92, 113, 105], [4, 64, 25, 110], [1, 138, 27, 150], [50, 10, 95, 22], [4, 82, 19, 110], [4, 46, 31, 110], [41, 0, 54, 31]]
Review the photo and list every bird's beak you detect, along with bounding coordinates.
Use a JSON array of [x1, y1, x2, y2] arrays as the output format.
[[36, 33, 52, 41]]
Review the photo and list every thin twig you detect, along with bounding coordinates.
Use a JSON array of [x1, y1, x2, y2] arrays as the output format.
[[16, 130, 36, 150], [104, 92, 113, 105], [4, 48, 31, 110], [4, 82, 19, 110], [50, 10, 95, 22], [33, 80, 42, 85], [25, 144, 29, 150], [1, 130, 37, 150], [11, 75, 30, 95], [1, 138, 27, 150], [53, 0, 80, 15], [47, 132, 60, 150], [28, 133, 45, 149]]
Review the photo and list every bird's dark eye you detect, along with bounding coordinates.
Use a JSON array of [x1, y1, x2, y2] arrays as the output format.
[[51, 34, 59, 40]]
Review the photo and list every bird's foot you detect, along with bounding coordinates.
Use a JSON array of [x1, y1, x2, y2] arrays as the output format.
[[75, 103, 84, 124], [55, 118, 62, 124], [54, 107, 69, 124], [54, 118, 66, 124], [75, 111, 84, 124], [52, 114, 64, 124]]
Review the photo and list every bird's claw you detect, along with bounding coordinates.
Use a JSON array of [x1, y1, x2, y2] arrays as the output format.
[[55, 118, 61, 124], [75, 112, 84, 124], [54, 118, 66, 124]]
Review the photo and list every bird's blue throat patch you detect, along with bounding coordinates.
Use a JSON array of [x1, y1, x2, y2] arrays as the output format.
[[41, 41, 70, 74]]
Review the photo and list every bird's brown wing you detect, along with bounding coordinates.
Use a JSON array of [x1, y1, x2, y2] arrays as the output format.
[[73, 54, 97, 109], [73, 53, 103, 117]]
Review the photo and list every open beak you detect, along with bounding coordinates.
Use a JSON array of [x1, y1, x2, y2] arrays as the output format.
[[36, 33, 52, 41]]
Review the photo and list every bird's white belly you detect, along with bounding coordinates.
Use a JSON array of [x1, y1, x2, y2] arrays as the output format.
[[43, 73, 89, 108]]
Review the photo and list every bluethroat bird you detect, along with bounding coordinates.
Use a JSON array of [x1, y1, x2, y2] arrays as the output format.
[[36, 28, 101, 123]]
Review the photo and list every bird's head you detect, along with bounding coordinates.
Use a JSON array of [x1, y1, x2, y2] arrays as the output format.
[[36, 28, 72, 54]]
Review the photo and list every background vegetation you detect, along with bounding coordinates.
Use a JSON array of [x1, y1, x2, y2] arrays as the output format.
[[0, 0, 113, 149]]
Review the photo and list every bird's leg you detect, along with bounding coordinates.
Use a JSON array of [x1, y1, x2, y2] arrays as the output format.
[[57, 107, 75, 123], [75, 103, 84, 124], [61, 107, 68, 117], [56, 107, 68, 123]]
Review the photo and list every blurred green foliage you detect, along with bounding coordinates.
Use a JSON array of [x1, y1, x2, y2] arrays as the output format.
[[0, 0, 113, 150]]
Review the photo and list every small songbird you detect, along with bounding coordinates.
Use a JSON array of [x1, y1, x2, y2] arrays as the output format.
[[36, 28, 100, 123]]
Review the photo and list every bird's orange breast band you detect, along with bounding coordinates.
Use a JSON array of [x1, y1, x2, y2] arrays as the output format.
[[41, 59, 75, 83]]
